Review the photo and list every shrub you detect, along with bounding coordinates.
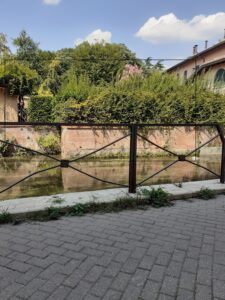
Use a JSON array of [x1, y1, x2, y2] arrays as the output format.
[[27, 96, 53, 122], [53, 72, 225, 124], [38, 133, 61, 155]]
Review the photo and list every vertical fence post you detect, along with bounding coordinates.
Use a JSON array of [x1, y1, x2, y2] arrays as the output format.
[[129, 125, 137, 193], [216, 124, 225, 183]]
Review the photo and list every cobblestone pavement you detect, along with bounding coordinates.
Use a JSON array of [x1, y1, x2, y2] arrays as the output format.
[[1, 196, 225, 300]]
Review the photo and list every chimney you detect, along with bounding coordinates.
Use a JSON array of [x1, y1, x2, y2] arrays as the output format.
[[205, 40, 208, 49], [193, 45, 198, 55]]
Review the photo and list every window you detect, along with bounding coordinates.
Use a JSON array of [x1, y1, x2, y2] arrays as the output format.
[[184, 70, 188, 81], [214, 68, 225, 83]]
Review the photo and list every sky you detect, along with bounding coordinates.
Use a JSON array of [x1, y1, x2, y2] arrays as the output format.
[[1, 0, 225, 65]]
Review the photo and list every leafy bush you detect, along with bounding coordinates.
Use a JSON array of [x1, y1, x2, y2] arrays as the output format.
[[38, 133, 61, 155], [27, 96, 53, 122], [54, 72, 225, 124]]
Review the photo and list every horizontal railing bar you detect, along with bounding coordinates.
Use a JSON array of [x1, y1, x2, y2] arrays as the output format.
[[0, 122, 221, 127]]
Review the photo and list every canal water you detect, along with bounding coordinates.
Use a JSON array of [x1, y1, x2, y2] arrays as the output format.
[[0, 155, 221, 201]]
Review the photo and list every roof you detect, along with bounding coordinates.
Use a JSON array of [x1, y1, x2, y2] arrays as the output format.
[[167, 39, 225, 72]]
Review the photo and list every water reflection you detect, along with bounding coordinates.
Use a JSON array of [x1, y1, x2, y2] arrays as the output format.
[[0, 155, 221, 201]]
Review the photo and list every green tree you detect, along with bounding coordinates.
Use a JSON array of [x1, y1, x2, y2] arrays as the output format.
[[0, 60, 38, 122], [71, 42, 142, 84], [0, 33, 11, 58], [13, 30, 40, 71]]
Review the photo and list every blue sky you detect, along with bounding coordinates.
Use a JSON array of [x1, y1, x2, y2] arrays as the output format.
[[1, 0, 225, 64]]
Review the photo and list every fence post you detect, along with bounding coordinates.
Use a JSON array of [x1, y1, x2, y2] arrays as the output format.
[[216, 124, 225, 183], [129, 125, 137, 193]]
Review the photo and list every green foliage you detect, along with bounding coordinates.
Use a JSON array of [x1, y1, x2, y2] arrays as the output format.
[[59, 72, 225, 124], [70, 204, 85, 216], [28, 96, 53, 122], [141, 187, 172, 208], [51, 196, 65, 204], [197, 188, 216, 200], [71, 42, 142, 85], [47, 207, 61, 220], [38, 133, 61, 155], [0, 33, 11, 57], [0, 60, 38, 96], [13, 30, 40, 71], [0, 210, 13, 224], [0, 139, 15, 157]]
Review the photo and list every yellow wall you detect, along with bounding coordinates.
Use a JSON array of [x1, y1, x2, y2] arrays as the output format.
[[0, 88, 18, 122]]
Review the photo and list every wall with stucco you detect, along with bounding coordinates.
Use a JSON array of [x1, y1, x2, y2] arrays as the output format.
[[61, 126, 221, 159], [0, 125, 222, 158]]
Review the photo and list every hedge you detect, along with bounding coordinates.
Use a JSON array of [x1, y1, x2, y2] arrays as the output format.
[[27, 96, 53, 122]]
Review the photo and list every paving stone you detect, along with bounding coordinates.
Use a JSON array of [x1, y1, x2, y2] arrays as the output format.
[[149, 265, 166, 282], [85, 265, 105, 282], [161, 276, 178, 297], [67, 280, 92, 300], [141, 280, 160, 300], [213, 280, 225, 299], [111, 272, 131, 291], [158, 294, 174, 300], [48, 285, 72, 300], [195, 284, 212, 300], [156, 252, 171, 266], [121, 284, 142, 300], [121, 258, 139, 274], [177, 288, 194, 300], [179, 272, 196, 291], [90, 277, 112, 297], [103, 289, 122, 300], [0, 196, 225, 300], [197, 268, 212, 286], [182, 258, 198, 273]]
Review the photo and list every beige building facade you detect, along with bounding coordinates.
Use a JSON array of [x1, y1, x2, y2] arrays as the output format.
[[167, 39, 225, 92], [0, 87, 18, 122]]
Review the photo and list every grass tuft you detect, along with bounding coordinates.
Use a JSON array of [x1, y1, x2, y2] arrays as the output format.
[[0, 210, 13, 224], [197, 188, 216, 200]]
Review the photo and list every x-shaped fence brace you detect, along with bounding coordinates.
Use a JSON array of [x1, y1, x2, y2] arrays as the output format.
[[0, 124, 224, 194]]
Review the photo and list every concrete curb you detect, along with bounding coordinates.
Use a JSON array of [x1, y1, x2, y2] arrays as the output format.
[[0, 179, 225, 220]]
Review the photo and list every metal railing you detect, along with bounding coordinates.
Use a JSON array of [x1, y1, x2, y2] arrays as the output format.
[[0, 122, 224, 195]]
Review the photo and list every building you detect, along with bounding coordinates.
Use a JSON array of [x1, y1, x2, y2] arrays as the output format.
[[167, 37, 225, 92], [0, 87, 19, 122]]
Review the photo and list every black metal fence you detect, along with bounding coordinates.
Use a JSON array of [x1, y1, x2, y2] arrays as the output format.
[[0, 122, 224, 196]]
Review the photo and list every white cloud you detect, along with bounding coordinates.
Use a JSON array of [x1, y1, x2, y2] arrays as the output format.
[[75, 29, 112, 46], [43, 0, 61, 5], [136, 12, 225, 44]]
